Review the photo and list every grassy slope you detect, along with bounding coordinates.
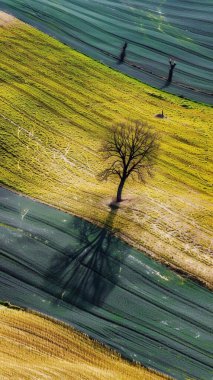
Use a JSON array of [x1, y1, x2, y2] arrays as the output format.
[[0, 306, 169, 380], [0, 16, 212, 287]]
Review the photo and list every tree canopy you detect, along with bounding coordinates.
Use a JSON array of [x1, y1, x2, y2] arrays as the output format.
[[99, 120, 159, 202]]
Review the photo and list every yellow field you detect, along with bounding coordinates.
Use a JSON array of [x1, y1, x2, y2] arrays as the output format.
[[0, 306, 169, 380], [0, 14, 212, 287]]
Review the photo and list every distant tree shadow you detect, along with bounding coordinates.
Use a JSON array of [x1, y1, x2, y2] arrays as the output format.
[[161, 79, 171, 90], [117, 41, 128, 64], [45, 207, 126, 309], [161, 59, 176, 89]]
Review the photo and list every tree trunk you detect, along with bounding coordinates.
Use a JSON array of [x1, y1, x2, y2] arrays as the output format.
[[116, 178, 125, 202], [168, 64, 176, 83], [168, 68, 173, 82]]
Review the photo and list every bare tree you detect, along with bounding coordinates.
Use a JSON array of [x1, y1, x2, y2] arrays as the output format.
[[99, 120, 159, 203]]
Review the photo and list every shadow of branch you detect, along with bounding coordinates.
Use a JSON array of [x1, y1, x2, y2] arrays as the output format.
[[45, 208, 125, 309]]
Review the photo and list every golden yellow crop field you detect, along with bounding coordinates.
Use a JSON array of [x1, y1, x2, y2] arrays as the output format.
[[0, 306, 169, 380], [0, 14, 212, 287]]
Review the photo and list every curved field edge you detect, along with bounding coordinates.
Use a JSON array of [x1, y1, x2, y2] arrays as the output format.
[[1, 187, 213, 380], [0, 15, 212, 287], [0, 304, 169, 380], [0, 0, 213, 104]]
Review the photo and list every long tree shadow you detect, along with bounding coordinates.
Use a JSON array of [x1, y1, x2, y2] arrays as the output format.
[[161, 79, 171, 90], [46, 206, 126, 309]]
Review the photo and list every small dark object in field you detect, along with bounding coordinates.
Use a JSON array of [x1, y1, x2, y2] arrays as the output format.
[[181, 104, 193, 109], [118, 41, 128, 64], [155, 110, 166, 118], [150, 93, 165, 100], [167, 58, 176, 83]]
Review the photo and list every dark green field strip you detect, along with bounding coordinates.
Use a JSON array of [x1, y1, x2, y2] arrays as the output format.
[[0, 188, 213, 380], [1, 0, 213, 103]]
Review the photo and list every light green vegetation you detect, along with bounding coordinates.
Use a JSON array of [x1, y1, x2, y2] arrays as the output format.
[[0, 17, 212, 287]]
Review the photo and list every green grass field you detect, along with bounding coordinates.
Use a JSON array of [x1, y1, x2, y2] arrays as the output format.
[[0, 15, 212, 287]]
